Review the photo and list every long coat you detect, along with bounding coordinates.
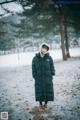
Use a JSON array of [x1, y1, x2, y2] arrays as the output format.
[[32, 52, 55, 102]]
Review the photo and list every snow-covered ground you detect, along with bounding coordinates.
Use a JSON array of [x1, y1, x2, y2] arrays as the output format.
[[0, 57, 80, 120], [0, 47, 80, 67]]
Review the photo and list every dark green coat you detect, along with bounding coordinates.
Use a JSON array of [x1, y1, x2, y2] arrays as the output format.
[[32, 52, 55, 102]]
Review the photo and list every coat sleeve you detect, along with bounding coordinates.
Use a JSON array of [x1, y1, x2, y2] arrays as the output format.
[[50, 56, 55, 76], [32, 57, 37, 79]]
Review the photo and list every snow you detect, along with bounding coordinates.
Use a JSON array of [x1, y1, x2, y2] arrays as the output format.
[[0, 2, 34, 19], [0, 2, 23, 19], [2, 2, 24, 13], [0, 6, 6, 15], [0, 47, 80, 67], [0, 57, 80, 120], [24, 3, 35, 10]]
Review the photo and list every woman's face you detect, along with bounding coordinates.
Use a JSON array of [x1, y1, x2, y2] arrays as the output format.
[[41, 47, 47, 54]]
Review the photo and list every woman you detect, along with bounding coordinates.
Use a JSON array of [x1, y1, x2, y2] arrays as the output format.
[[32, 43, 55, 110]]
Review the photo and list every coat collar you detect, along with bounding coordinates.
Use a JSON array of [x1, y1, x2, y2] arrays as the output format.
[[36, 52, 49, 59]]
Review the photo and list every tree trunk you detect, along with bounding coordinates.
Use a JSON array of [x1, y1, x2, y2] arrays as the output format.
[[60, 15, 67, 60], [64, 22, 71, 58], [65, 33, 70, 58]]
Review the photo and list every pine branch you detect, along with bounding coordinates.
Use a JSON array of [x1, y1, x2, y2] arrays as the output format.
[[0, 0, 16, 5]]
